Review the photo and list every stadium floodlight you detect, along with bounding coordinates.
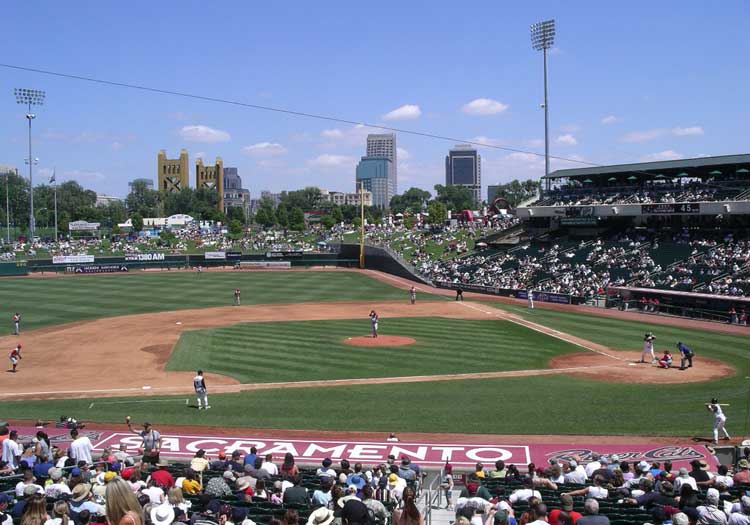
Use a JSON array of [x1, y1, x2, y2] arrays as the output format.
[[14, 88, 46, 240], [530, 19, 555, 189]]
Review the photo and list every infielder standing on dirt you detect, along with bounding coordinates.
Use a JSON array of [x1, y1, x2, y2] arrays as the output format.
[[234, 288, 241, 306], [8, 344, 21, 372], [369, 310, 379, 338], [706, 398, 730, 445], [409, 287, 416, 305], [194, 369, 210, 410], [12, 313, 20, 335], [527, 290, 535, 309], [640, 332, 656, 364]]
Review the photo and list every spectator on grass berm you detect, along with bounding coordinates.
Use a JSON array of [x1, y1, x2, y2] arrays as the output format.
[[260, 454, 278, 476], [576, 499, 609, 525], [697, 488, 728, 525]]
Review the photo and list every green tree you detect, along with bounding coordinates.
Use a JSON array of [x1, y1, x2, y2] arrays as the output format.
[[320, 215, 335, 229], [228, 219, 243, 235], [126, 180, 161, 217], [433, 184, 476, 211], [226, 206, 246, 224], [488, 179, 541, 207], [254, 198, 276, 228], [276, 204, 289, 229], [289, 207, 305, 231], [330, 205, 343, 224], [130, 212, 144, 232], [426, 200, 448, 226], [390, 187, 431, 215]]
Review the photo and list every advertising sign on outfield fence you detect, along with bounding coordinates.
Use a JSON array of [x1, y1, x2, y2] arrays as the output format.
[[204, 252, 226, 260], [53, 255, 95, 264], [125, 253, 166, 262], [66, 265, 128, 274]]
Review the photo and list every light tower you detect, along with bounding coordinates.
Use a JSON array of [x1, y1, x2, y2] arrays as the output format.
[[14, 88, 46, 240], [530, 19, 555, 191]]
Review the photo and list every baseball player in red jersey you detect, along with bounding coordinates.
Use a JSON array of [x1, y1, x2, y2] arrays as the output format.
[[9, 344, 21, 372]]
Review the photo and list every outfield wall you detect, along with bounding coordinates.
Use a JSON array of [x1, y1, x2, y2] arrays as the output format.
[[331, 243, 433, 285]]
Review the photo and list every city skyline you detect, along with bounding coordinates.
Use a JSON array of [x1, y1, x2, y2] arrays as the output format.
[[1, 1, 748, 200]]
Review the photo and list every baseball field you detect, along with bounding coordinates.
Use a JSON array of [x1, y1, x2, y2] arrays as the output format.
[[0, 268, 747, 440]]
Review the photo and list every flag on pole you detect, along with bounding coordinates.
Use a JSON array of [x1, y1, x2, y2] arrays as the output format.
[[49, 169, 56, 184]]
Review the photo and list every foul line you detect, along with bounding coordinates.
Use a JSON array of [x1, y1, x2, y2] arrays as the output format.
[[89, 398, 190, 409]]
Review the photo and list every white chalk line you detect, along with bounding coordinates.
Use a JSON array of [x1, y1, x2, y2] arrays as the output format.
[[88, 398, 190, 408]]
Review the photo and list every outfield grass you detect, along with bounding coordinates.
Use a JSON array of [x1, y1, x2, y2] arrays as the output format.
[[167, 317, 582, 383], [1, 302, 746, 437], [0, 271, 419, 330]]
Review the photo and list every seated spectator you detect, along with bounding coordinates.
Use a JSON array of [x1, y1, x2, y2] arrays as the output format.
[[281, 453, 299, 478], [563, 475, 608, 500], [69, 483, 105, 517], [508, 477, 541, 504], [548, 494, 581, 525], [489, 461, 507, 479], [696, 488, 727, 525], [564, 460, 587, 485], [20, 494, 48, 525], [317, 458, 337, 480], [576, 499, 609, 525], [189, 450, 209, 473], [283, 476, 308, 506], [733, 459, 750, 484]]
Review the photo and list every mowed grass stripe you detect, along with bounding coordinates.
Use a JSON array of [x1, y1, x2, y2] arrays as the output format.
[[0, 271, 419, 330], [167, 317, 582, 383]]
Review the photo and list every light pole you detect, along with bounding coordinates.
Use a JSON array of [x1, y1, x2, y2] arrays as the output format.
[[530, 19, 555, 192], [50, 169, 58, 242], [14, 88, 46, 241], [5, 170, 11, 244]]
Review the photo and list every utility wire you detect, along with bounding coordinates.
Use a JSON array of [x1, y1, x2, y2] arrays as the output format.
[[1, 62, 599, 167]]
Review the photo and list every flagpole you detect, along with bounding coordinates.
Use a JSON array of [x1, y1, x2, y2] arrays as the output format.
[[52, 168, 58, 243]]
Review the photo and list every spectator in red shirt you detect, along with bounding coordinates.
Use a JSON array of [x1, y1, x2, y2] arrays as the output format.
[[549, 494, 581, 524], [149, 461, 175, 488]]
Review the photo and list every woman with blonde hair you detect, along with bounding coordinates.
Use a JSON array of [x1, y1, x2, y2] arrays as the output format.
[[44, 501, 71, 525], [167, 486, 191, 521], [21, 494, 49, 525], [105, 477, 144, 525]]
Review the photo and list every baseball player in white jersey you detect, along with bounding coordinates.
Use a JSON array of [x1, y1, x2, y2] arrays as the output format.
[[369, 310, 379, 338], [528, 290, 535, 309], [706, 398, 730, 445], [640, 332, 656, 364], [194, 370, 210, 410]]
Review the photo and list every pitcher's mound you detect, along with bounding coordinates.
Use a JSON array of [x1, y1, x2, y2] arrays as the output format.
[[344, 335, 416, 347]]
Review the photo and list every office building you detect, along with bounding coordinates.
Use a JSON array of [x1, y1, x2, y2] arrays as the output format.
[[320, 189, 373, 207], [366, 134, 397, 195], [355, 156, 393, 208], [445, 144, 481, 204], [222, 167, 251, 217], [260, 190, 282, 208], [196, 157, 224, 211], [157, 149, 189, 193], [487, 185, 502, 203]]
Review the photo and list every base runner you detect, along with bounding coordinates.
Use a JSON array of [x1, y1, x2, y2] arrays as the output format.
[[194, 370, 210, 410], [8, 344, 21, 372]]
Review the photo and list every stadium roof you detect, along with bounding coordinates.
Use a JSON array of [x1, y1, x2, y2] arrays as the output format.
[[544, 154, 750, 180]]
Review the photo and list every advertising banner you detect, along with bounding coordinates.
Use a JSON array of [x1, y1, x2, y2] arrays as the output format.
[[124, 253, 166, 262], [266, 251, 304, 258], [66, 265, 128, 274], [226, 251, 242, 260], [204, 252, 226, 260], [641, 203, 700, 215], [52, 255, 95, 264]]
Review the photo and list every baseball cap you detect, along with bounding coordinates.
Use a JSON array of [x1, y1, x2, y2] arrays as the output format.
[[71, 467, 82, 476], [0, 494, 12, 504], [740, 459, 750, 469], [493, 510, 509, 524], [560, 494, 573, 511], [568, 459, 578, 468]]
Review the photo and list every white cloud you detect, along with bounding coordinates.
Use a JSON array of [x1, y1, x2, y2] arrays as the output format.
[[526, 138, 544, 148], [178, 125, 231, 143], [308, 154, 356, 168], [471, 136, 507, 147], [321, 129, 344, 139], [194, 151, 206, 160], [382, 104, 422, 121], [461, 98, 509, 116], [672, 126, 704, 136], [242, 142, 287, 157], [397, 147, 411, 160], [560, 123, 581, 133], [622, 125, 705, 142], [640, 150, 683, 162], [556, 134, 578, 146], [601, 115, 619, 125], [60, 169, 106, 182], [622, 129, 667, 143]]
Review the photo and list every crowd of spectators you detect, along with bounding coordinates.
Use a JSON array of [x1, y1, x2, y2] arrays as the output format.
[[4, 426, 750, 525]]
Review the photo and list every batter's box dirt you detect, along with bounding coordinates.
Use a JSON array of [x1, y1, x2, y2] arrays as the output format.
[[549, 350, 735, 384], [344, 335, 417, 347]]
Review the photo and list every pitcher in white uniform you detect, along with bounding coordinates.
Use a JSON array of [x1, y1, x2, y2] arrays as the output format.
[[706, 398, 730, 445], [641, 333, 656, 363]]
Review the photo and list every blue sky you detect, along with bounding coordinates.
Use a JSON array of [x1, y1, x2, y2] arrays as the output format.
[[1, 0, 748, 199]]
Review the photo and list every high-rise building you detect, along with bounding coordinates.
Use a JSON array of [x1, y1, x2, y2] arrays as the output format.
[[366, 134, 397, 195], [196, 157, 224, 211], [222, 167, 251, 217], [445, 144, 481, 204], [157, 149, 189, 193], [355, 156, 393, 209]]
